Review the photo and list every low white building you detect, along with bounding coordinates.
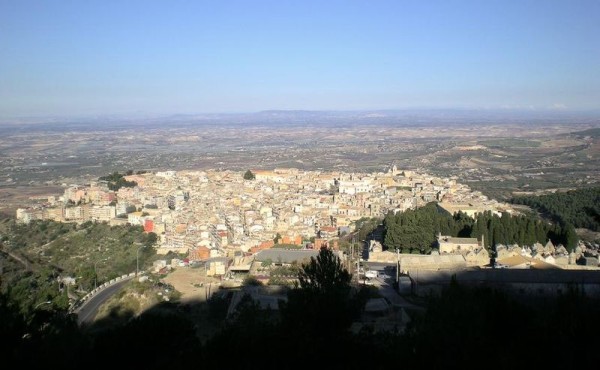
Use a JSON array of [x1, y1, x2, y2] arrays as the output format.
[[437, 234, 481, 254]]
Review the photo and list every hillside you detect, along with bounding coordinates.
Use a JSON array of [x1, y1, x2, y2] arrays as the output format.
[[511, 187, 600, 231], [0, 217, 157, 295]]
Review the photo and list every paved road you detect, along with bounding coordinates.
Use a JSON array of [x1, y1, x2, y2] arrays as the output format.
[[360, 262, 425, 311], [363, 261, 397, 269], [76, 277, 133, 325]]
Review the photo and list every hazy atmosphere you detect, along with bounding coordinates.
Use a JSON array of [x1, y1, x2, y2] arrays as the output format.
[[2, 2, 600, 369], [1, 0, 599, 117]]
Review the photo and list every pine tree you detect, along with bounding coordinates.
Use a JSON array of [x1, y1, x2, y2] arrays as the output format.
[[563, 223, 578, 252]]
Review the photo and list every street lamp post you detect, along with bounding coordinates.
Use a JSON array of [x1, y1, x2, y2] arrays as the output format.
[[94, 258, 110, 290], [136, 245, 147, 276]]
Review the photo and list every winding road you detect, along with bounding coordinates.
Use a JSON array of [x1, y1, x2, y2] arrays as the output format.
[[75, 277, 133, 325]]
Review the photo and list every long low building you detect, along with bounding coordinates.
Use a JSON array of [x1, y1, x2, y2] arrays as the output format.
[[399, 254, 467, 272], [437, 202, 503, 218], [254, 249, 321, 265], [437, 235, 481, 254], [406, 268, 600, 298]]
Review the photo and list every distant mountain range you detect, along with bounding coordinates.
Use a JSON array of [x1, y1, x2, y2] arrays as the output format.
[[1, 108, 599, 129]]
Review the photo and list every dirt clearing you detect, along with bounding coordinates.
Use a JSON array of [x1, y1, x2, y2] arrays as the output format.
[[161, 267, 222, 302]]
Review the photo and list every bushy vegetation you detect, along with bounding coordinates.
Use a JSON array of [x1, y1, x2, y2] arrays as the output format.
[[354, 216, 381, 241], [98, 172, 137, 191], [242, 275, 262, 286], [1, 262, 70, 317], [511, 187, 600, 231], [1, 219, 158, 294], [269, 264, 301, 278], [3, 218, 76, 250]]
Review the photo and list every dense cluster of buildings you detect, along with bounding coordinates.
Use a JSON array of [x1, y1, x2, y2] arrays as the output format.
[[16, 166, 512, 262], [16, 166, 600, 305]]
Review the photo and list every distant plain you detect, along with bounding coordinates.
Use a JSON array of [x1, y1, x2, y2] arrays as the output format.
[[1, 110, 599, 213]]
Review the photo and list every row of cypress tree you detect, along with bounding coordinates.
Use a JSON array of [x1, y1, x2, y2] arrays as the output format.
[[383, 202, 578, 253]]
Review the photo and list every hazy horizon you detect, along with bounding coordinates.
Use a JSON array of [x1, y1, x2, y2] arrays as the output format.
[[2, 107, 600, 125]]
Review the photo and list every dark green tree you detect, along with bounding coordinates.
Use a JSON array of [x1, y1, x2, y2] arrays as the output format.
[[243, 170, 255, 180], [562, 223, 579, 251], [280, 248, 359, 342], [511, 187, 600, 231], [297, 247, 351, 294], [98, 172, 137, 191]]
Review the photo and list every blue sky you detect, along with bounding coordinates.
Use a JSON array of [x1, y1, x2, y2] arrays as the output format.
[[1, 0, 599, 116]]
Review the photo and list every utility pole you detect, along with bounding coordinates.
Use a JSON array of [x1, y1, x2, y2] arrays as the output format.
[[356, 258, 360, 285], [349, 243, 354, 276], [94, 260, 101, 290], [396, 248, 400, 284]]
